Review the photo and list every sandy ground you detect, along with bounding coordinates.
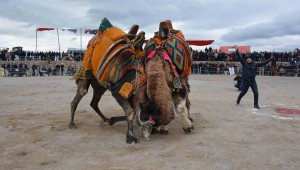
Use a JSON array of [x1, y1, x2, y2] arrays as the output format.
[[0, 75, 299, 170]]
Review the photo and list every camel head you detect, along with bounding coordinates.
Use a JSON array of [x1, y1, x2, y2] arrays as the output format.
[[138, 99, 160, 140]]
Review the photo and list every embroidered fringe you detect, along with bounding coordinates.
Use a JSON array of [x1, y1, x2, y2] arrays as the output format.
[[70, 66, 89, 80]]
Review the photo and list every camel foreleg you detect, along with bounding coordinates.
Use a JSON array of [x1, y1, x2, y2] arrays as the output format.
[[186, 95, 193, 122], [173, 93, 194, 133]]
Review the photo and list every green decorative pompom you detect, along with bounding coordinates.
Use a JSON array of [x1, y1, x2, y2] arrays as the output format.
[[99, 17, 113, 32]]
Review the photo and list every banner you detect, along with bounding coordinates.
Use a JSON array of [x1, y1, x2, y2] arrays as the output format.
[[229, 67, 235, 75], [68, 29, 77, 33], [271, 53, 277, 75], [84, 29, 91, 33], [0, 68, 5, 77], [84, 29, 97, 35], [62, 28, 78, 33], [36, 27, 55, 31]]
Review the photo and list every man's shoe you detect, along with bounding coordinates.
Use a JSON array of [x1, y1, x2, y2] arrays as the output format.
[[236, 98, 240, 105], [254, 105, 260, 109]]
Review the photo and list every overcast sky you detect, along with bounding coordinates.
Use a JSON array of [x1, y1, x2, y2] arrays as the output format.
[[0, 0, 300, 52]]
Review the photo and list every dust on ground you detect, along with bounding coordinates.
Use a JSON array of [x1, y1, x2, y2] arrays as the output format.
[[0, 75, 299, 169]]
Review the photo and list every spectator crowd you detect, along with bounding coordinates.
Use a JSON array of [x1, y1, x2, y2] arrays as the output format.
[[191, 47, 300, 77], [192, 47, 300, 63], [1, 62, 79, 77], [1, 47, 300, 77], [0, 48, 84, 62]]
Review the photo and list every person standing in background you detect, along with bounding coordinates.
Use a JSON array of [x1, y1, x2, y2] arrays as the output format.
[[235, 50, 275, 109]]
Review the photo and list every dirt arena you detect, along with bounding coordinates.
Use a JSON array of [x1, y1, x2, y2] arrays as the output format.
[[0, 75, 299, 169]]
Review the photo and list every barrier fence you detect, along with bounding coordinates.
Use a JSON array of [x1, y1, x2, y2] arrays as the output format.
[[1, 62, 299, 77], [191, 64, 300, 77]]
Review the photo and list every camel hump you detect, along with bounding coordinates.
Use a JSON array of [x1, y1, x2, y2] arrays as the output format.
[[82, 18, 144, 87], [97, 18, 126, 42], [144, 34, 191, 76]]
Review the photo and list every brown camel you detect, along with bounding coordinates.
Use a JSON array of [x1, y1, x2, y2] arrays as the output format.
[[138, 20, 194, 140], [69, 19, 160, 143], [138, 47, 193, 139]]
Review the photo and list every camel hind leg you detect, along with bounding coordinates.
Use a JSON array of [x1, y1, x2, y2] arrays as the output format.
[[69, 79, 91, 128], [89, 79, 109, 122], [89, 77, 127, 125], [69, 77, 112, 127], [69, 77, 127, 129]]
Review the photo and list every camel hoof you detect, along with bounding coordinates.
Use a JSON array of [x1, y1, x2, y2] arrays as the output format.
[[183, 124, 194, 133], [103, 118, 109, 123], [152, 127, 169, 135], [126, 135, 139, 144], [159, 129, 169, 135], [108, 118, 117, 126], [69, 123, 77, 129]]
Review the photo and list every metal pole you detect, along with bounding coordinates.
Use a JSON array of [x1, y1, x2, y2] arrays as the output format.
[[35, 27, 37, 53], [80, 28, 82, 52], [56, 28, 61, 59]]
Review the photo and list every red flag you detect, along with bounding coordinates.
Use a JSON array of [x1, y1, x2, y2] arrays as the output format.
[[36, 27, 55, 31]]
